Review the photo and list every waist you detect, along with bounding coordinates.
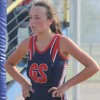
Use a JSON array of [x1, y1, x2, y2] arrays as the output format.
[[32, 84, 50, 95], [26, 93, 62, 100], [31, 88, 51, 96]]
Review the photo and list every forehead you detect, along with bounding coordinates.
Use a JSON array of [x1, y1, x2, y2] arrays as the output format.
[[30, 6, 47, 16]]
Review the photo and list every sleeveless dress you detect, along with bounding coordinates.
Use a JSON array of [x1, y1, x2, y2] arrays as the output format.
[[26, 34, 69, 100]]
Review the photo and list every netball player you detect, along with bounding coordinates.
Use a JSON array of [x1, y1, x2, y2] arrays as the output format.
[[5, 0, 100, 100]]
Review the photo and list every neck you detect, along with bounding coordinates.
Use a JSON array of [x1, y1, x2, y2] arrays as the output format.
[[37, 30, 55, 42]]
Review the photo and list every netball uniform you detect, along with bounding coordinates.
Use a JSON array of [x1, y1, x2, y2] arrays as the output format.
[[26, 34, 69, 100]]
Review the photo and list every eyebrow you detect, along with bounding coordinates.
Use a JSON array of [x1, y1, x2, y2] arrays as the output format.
[[29, 15, 40, 17], [34, 15, 40, 17]]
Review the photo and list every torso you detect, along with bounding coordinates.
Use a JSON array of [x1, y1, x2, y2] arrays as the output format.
[[26, 34, 69, 100]]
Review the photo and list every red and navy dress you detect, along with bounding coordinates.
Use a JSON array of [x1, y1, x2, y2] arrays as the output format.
[[26, 34, 69, 100]]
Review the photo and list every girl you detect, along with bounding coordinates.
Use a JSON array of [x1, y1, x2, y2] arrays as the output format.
[[5, 0, 100, 100]]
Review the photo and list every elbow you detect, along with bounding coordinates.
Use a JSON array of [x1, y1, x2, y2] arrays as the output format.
[[92, 65, 100, 74], [87, 63, 100, 75], [95, 63, 100, 72], [88, 61, 100, 73], [97, 66, 100, 72], [4, 61, 9, 71], [4, 61, 15, 71]]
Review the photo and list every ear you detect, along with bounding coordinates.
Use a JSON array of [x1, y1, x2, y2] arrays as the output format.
[[48, 19, 53, 26]]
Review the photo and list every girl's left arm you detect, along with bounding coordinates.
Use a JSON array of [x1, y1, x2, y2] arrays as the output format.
[[48, 36, 100, 98], [61, 36, 100, 86]]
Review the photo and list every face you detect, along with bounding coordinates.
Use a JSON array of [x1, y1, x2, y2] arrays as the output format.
[[29, 6, 52, 34]]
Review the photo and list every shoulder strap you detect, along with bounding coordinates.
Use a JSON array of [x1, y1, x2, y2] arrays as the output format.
[[52, 35, 69, 60], [50, 34, 60, 55], [28, 35, 36, 60], [50, 34, 61, 62]]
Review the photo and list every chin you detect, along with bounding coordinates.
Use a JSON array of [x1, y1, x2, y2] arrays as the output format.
[[32, 30, 38, 34]]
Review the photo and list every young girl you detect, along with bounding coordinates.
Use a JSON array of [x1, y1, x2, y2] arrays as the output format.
[[5, 0, 100, 100]]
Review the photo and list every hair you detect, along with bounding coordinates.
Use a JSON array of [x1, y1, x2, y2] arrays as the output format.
[[32, 0, 62, 35]]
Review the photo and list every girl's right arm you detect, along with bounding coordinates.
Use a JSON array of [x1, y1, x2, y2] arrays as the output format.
[[4, 38, 34, 98]]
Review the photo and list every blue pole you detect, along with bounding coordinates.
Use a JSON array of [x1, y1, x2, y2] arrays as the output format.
[[0, 0, 7, 99]]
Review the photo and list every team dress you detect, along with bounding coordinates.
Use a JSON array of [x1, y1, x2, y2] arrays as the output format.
[[26, 34, 69, 100]]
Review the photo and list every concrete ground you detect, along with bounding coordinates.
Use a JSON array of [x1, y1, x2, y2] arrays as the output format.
[[67, 82, 100, 100], [16, 82, 100, 100]]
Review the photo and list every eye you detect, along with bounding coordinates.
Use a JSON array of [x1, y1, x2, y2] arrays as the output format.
[[29, 16, 32, 19], [35, 16, 40, 19]]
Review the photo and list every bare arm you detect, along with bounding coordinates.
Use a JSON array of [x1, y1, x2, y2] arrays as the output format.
[[60, 36, 100, 88], [5, 38, 29, 85], [48, 36, 100, 98], [4, 38, 34, 98]]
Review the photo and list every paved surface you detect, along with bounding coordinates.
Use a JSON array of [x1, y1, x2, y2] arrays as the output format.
[[16, 82, 100, 100], [67, 82, 100, 100]]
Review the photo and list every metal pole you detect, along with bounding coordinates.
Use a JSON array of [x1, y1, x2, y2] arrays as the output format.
[[72, 0, 81, 100], [7, 0, 23, 14], [63, 0, 69, 22]]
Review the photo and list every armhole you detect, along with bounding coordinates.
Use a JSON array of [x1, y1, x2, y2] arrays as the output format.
[[58, 35, 69, 60]]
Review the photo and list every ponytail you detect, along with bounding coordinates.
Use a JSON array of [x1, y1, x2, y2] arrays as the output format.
[[50, 17, 62, 35]]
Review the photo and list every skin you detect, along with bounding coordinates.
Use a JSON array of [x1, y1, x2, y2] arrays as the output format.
[[5, 6, 100, 99]]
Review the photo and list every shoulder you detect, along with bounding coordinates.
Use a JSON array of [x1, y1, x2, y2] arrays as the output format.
[[59, 35, 79, 55], [17, 37, 30, 53], [59, 35, 87, 61], [6, 37, 30, 65], [58, 35, 73, 58], [20, 37, 30, 46], [60, 35, 74, 44], [59, 35, 75, 50]]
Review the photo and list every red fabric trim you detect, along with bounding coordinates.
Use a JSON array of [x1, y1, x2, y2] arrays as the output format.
[[51, 35, 59, 61], [29, 35, 34, 60], [35, 34, 58, 54], [64, 61, 68, 67]]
